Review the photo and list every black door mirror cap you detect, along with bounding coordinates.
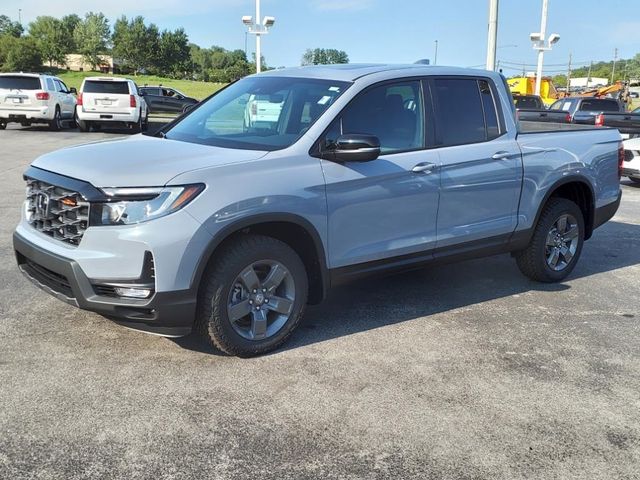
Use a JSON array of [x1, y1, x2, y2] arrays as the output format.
[[332, 133, 381, 162]]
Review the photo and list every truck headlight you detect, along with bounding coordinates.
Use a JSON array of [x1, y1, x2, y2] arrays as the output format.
[[90, 184, 204, 226]]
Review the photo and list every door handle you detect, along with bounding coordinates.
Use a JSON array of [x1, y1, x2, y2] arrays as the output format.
[[492, 151, 512, 160], [411, 162, 436, 174]]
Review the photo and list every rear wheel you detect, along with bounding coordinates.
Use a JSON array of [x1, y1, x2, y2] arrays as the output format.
[[49, 106, 62, 131], [196, 234, 308, 357], [515, 198, 584, 282], [0, 122, 6, 130]]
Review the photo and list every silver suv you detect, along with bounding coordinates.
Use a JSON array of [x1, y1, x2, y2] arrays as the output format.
[[0, 73, 77, 130]]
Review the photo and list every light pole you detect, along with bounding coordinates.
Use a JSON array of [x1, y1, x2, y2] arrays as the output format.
[[531, 0, 560, 96], [242, 0, 276, 74], [18, 9, 22, 23], [486, 0, 499, 70]]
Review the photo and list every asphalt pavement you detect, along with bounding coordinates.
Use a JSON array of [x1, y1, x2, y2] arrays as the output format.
[[1, 124, 639, 479]]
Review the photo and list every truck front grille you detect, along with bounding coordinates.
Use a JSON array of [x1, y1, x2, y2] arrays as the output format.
[[26, 178, 90, 246]]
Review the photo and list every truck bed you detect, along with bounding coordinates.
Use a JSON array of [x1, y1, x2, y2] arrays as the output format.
[[518, 121, 608, 134]]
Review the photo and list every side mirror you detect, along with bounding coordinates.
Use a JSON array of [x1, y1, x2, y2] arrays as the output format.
[[331, 134, 381, 162], [69, 87, 77, 95], [139, 91, 146, 96]]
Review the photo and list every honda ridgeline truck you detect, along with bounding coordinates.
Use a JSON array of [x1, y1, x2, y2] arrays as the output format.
[[14, 65, 623, 357]]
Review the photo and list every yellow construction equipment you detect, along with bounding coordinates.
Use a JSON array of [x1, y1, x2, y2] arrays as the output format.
[[507, 76, 558, 106]]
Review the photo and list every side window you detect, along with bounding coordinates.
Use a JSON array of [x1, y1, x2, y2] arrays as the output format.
[[46, 78, 55, 91], [55, 80, 69, 93], [431, 78, 486, 146], [327, 81, 425, 154], [549, 101, 562, 111], [479, 80, 500, 140]]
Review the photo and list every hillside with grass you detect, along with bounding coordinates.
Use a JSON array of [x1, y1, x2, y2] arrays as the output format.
[[57, 70, 226, 100]]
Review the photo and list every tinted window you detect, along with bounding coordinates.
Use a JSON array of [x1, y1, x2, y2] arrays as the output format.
[[83, 81, 130, 95], [166, 77, 350, 151], [141, 87, 161, 96], [432, 78, 486, 146], [480, 80, 500, 139], [54, 80, 67, 92], [328, 81, 424, 154], [579, 99, 620, 112], [0, 76, 41, 90], [514, 96, 543, 109]]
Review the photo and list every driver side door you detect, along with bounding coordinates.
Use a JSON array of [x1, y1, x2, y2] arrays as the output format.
[[318, 79, 441, 269]]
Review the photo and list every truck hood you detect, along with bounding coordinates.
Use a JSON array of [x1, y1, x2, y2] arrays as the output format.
[[31, 135, 269, 187]]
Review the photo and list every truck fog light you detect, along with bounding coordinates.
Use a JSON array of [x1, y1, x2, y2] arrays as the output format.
[[114, 287, 152, 298]]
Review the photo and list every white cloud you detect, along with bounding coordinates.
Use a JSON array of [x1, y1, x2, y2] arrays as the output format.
[[311, 0, 373, 11]]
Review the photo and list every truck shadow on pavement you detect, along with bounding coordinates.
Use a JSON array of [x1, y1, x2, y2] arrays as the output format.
[[174, 219, 640, 355]]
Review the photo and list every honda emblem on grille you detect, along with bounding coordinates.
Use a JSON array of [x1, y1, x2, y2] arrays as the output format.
[[35, 192, 50, 217]]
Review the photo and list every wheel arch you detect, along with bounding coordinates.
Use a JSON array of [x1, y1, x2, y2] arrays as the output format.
[[534, 176, 596, 240], [192, 213, 329, 305]]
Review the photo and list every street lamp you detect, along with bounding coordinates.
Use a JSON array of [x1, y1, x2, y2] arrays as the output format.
[[242, 0, 276, 74], [531, 0, 560, 96]]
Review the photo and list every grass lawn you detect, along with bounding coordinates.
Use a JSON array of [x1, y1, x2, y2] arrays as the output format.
[[56, 70, 226, 100]]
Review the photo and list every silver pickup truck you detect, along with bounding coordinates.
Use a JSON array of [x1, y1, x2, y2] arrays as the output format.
[[13, 64, 623, 356]]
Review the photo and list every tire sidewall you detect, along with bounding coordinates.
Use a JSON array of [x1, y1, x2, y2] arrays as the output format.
[[202, 238, 308, 356], [537, 199, 585, 281]]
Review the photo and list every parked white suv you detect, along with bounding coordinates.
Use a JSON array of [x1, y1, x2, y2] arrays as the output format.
[[76, 77, 148, 132], [0, 73, 77, 130]]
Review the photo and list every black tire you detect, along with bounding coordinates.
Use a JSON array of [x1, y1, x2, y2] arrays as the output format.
[[141, 111, 149, 132], [131, 110, 143, 133], [629, 177, 640, 185], [0, 122, 6, 130], [515, 197, 584, 282], [49, 106, 62, 131], [196, 234, 308, 357]]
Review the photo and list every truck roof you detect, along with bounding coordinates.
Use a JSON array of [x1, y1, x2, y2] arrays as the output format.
[[258, 64, 493, 82]]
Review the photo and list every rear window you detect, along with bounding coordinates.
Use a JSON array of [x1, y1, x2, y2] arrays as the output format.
[[514, 96, 543, 109], [0, 76, 41, 90], [83, 81, 130, 95], [579, 100, 620, 112]]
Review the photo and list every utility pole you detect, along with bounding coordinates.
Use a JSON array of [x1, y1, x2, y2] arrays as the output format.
[[486, 0, 499, 70], [18, 9, 21, 23], [566, 53, 572, 91], [434, 40, 438, 66], [534, 0, 549, 96], [611, 47, 618, 84], [586, 61, 593, 89], [255, 0, 261, 73]]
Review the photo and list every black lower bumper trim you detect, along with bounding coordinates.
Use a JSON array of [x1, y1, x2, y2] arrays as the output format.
[[593, 191, 622, 230], [13, 232, 196, 336]]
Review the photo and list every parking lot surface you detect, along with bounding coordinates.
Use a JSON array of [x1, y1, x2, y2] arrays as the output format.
[[1, 126, 639, 479]]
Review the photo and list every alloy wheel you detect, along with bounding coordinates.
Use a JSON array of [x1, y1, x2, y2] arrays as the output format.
[[545, 213, 579, 271]]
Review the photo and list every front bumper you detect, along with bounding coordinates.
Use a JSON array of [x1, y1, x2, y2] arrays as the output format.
[[14, 232, 196, 336]]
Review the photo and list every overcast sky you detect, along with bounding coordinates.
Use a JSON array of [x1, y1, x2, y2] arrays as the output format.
[[7, 0, 640, 71]]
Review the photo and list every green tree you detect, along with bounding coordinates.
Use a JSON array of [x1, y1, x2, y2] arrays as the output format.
[[60, 14, 81, 53], [1, 36, 43, 72], [73, 12, 110, 69], [301, 48, 349, 66], [0, 15, 23, 37], [112, 16, 159, 74], [29, 16, 66, 66], [156, 28, 191, 77]]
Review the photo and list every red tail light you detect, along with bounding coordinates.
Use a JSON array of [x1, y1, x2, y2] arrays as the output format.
[[595, 114, 604, 127], [565, 113, 571, 123], [130, 95, 136, 108], [618, 143, 624, 179], [35, 91, 49, 101], [76, 93, 83, 106]]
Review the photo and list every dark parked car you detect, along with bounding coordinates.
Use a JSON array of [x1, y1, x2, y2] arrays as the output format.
[[550, 97, 640, 136], [139, 86, 198, 114]]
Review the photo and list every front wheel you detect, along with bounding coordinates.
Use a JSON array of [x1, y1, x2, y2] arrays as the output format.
[[196, 234, 308, 357], [515, 198, 584, 282], [49, 106, 62, 131], [0, 121, 6, 130], [629, 177, 640, 185]]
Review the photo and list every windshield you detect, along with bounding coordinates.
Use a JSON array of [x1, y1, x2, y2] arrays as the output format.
[[165, 76, 351, 151]]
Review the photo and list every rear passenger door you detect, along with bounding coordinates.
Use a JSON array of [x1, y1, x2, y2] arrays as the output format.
[[54, 79, 75, 117], [319, 79, 441, 268], [428, 77, 522, 249]]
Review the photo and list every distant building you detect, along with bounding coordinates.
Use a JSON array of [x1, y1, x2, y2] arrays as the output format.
[[50, 54, 121, 74], [568, 77, 608, 88]]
